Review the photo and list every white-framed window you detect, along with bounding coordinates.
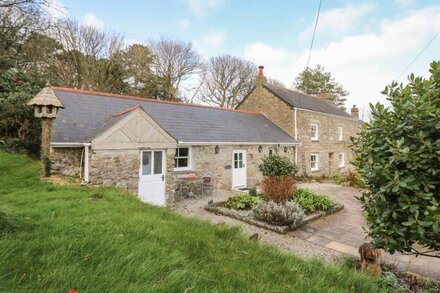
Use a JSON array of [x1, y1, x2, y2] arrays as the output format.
[[174, 147, 191, 171], [338, 127, 343, 141], [310, 123, 318, 141], [338, 153, 345, 168], [310, 153, 319, 172]]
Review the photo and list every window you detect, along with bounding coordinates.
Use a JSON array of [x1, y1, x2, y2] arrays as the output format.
[[174, 147, 191, 171], [339, 153, 345, 168], [311, 154, 319, 172], [269, 148, 275, 156], [310, 123, 318, 141], [338, 127, 343, 141]]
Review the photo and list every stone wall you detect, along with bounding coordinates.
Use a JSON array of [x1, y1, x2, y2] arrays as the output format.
[[88, 149, 176, 205], [239, 87, 294, 135], [237, 84, 360, 176], [295, 109, 359, 176], [174, 144, 295, 198], [50, 147, 83, 177], [89, 150, 139, 193]]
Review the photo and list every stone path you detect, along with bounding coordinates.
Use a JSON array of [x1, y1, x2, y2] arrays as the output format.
[[294, 183, 440, 280], [174, 183, 440, 280]]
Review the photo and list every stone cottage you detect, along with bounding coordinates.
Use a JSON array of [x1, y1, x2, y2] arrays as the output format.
[[238, 66, 360, 176], [27, 86, 299, 206]]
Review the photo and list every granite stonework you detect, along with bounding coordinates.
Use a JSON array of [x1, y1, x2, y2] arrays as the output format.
[[175, 145, 295, 196], [49, 144, 294, 205], [50, 147, 83, 177], [295, 109, 359, 175], [239, 85, 360, 176]]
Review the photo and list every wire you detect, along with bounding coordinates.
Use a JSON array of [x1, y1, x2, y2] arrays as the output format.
[[306, 0, 323, 69], [395, 29, 440, 81]]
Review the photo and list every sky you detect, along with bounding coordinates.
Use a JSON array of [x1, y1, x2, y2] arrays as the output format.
[[47, 0, 440, 116]]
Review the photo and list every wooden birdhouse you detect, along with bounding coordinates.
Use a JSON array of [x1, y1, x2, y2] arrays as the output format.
[[27, 87, 64, 118]]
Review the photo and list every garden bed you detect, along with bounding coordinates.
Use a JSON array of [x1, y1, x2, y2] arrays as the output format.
[[205, 201, 344, 234]]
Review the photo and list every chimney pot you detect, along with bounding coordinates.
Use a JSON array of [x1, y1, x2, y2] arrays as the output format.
[[258, 65, 264, 76]]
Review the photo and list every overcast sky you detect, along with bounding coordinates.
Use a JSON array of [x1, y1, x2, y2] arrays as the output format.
[[48, 0, 440, 114]]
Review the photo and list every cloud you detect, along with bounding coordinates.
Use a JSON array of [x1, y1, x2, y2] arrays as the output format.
[[201, 31, 227, 47], [179, 18, 191, 29], [186, 0, 225, 15], [82, 13, 104, 29], [244, 6, 440, 112], [44, 0, 68, 19], [300, 3, 375, 40]]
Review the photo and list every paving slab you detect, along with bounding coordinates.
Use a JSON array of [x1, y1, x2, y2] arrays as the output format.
[[296, 182, 440, 280]]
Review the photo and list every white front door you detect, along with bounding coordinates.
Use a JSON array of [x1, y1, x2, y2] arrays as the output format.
[[138, 150, 166, 206], [232, 150, 247, 188]]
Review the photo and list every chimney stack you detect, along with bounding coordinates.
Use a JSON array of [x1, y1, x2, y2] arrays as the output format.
[[256, 65, 264, 94], [351, 105, 359, 119]]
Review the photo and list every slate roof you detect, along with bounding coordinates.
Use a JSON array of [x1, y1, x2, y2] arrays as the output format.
[[50, 87, 298, 145], [262, 83, 353, 118]]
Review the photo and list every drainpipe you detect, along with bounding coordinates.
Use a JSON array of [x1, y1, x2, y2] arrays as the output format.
[[82, 143, 91, 184], [294, 108, 298, 165]]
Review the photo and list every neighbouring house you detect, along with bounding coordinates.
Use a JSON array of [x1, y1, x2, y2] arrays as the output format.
[[27, 86, 299, 206], [237, 66, 361, 176]]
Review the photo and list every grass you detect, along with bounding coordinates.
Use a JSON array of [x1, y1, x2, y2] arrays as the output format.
[[0, 151, 383, 292]]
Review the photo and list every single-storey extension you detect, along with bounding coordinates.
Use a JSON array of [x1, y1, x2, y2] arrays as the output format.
[[28, 87, 299, 205]]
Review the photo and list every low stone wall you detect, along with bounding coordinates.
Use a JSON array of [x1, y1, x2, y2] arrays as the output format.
[[205, 202, 344, 234], [50, 147, 83, 177]]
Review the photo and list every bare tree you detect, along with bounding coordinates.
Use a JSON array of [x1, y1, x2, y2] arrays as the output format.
[[198, 55, 256, 108], [50, 18, 126, 91], [265, 77, 286, 88], [149, 37, 201, 101]]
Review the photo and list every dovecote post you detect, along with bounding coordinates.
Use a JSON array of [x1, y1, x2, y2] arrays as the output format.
[[27, 86, 64, 176]]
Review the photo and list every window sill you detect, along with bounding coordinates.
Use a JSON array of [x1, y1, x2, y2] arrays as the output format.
[[311, 169, 320, 173], [174, 169, 193, 173]]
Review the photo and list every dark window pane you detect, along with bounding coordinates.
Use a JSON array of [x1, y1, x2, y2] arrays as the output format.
[[142, 152, 152, 175], [154, 151, 163, 174], [178, 147, 189, 157], [177, 158, 188, 168]]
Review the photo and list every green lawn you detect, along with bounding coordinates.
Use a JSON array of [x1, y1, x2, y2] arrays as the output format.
[[0, 151, 382, 292]]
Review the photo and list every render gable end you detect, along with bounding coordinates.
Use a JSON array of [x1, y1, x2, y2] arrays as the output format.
[[89, 107, 177, 150]]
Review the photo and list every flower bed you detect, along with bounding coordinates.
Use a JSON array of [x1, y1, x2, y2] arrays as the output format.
[[205, 200, 343, 234]]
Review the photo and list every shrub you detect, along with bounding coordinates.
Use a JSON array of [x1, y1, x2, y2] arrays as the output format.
[[224, 194, 262, 210], [253, 201, 305, 227], [261, 176, 295, 203], [336, 170, 366, 188], [248, 187, 258, 197], [258, 155, 298, 177], [259, 155, 298, 203], [351, 61, 440, 254], [293, 188, 335, 213], [0, 205, 20, 232]]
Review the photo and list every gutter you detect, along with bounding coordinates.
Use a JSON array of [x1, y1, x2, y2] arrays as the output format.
[[177, 141, 301, 146], [51, 142, 84, 147]]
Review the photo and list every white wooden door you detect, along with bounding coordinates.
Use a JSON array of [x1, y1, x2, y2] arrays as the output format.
[[232, 150, 247, 188], [138, 150, 166, 206]]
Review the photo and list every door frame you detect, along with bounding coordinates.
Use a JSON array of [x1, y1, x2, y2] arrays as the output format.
[[232, 149, 247, 188], [138, 149, 166, 205]]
